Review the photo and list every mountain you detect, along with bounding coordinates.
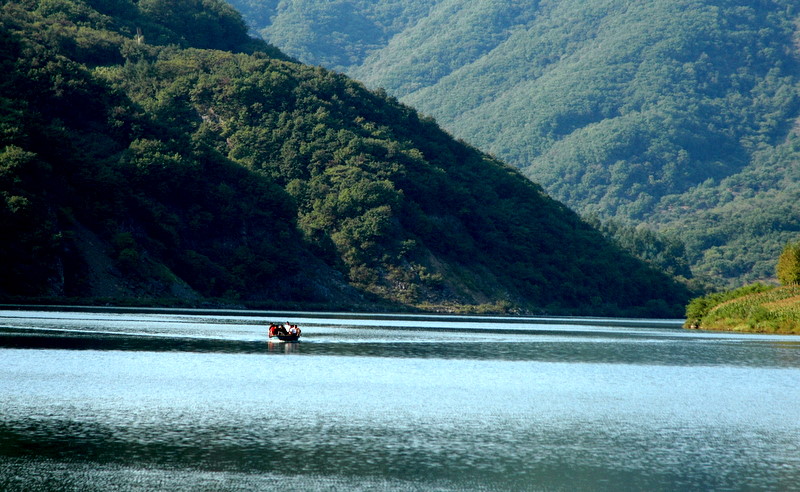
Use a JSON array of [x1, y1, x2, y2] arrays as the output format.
[[229, 0, 800, 288], [0, 0, 690, 316]]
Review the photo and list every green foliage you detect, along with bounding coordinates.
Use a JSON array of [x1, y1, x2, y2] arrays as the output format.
[[777, 242, 800, 285], [137, 0, 251, 50], [0, 0, 692, 315], [585, 216, 692, 279], [685, 284, 800, 334], [235, 0, 800, 288], [685, 283, 773, 327], [228, 0, 433, 71]]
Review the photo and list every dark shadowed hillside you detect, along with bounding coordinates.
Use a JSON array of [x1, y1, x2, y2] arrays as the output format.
[[0, 0, 690, 315]]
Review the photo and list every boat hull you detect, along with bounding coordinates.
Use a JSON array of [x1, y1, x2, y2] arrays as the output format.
[[271, 334, 300, 342]]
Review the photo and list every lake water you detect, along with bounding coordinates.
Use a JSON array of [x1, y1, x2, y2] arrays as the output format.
[[1, 309, 799, 491]]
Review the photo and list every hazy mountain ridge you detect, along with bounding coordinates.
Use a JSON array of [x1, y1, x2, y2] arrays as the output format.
[[231, 0, 800, 287]]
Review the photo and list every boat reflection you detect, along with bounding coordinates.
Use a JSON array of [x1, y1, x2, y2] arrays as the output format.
[[267, 340, 300, 353]]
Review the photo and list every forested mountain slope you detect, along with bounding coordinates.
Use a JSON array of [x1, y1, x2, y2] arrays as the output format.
[[0, 0, 689, 315], [230, 0, 800, 287]]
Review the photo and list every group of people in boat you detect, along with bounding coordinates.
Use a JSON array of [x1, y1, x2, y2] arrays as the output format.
[[269, 321, 300, 338]]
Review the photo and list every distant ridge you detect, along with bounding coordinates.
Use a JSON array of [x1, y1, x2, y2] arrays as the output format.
[[231, 0, 800, 288]]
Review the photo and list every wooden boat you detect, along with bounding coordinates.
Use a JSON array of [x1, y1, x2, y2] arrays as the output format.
[[269, 323, 301, 341]]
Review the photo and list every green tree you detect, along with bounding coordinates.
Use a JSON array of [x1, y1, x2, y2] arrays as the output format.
[[776, 242, 800, 285]]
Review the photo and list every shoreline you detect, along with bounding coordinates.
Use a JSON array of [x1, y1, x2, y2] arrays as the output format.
[[0, 304, 684, 328]]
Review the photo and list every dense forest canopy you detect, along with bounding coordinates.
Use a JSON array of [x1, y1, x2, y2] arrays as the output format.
[[230, 0, 800, 288], [0, 0, 690, 315]]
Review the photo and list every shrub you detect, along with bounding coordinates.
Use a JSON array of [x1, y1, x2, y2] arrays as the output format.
[[776, 241, 800, 285]]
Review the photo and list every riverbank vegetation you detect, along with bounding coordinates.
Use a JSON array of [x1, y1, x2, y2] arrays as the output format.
[[685, 243, 800, 333], [684, 285, 800, 334]]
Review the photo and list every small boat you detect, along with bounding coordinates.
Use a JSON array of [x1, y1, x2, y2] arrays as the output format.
[[269, 323, 301, 341]]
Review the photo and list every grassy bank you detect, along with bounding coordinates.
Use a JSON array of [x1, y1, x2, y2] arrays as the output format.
[[685, 284, 800, 334]]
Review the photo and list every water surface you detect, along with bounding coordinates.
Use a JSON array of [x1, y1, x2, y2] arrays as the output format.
[[1, 310, 799, 491]]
